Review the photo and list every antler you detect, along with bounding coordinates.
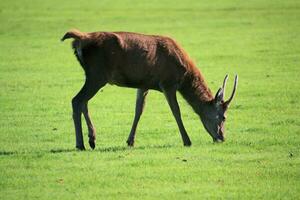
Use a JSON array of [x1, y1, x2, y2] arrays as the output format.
[[222, 74, 229, 100], [225, 75, 238, 105]]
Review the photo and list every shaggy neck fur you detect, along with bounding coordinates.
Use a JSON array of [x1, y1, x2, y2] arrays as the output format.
[[179, 69, 214, 115]]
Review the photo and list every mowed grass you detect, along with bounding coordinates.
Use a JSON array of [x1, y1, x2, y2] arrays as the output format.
[[0, 0, 299, 199]]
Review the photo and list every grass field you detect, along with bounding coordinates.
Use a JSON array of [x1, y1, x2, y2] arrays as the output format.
[[0, 0, 300, 199]]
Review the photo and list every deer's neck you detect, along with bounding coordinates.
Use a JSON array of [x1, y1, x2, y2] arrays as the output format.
[[179, 70, 214, 114]]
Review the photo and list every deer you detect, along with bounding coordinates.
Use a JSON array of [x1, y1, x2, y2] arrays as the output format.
[[61, 29, 238, 150]]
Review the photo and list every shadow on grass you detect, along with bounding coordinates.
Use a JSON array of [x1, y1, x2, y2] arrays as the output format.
[[96, 143, 174, 153], [50, 148, 77, 154], [0, 151, 17, 156], [0, 144, 175, 156], [49, 144, 174, 154]]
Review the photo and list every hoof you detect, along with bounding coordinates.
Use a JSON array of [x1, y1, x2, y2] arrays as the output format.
[[184, 141, 192, 147], [89, 140, 96, 149], [76, 145, 86, 151], [126, 140, 134, 147]]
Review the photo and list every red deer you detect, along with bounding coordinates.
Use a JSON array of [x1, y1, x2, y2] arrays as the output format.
[[61, 30, 238, 150]]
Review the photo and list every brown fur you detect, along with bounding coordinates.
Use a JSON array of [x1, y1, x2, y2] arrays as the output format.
[[62, 30, 213, 102], [62, 29, 236, 150]]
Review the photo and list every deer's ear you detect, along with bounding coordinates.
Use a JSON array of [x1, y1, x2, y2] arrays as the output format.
[[215, 88, 224, 104]]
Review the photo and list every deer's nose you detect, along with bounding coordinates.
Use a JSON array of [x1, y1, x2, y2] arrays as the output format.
[[213, 133, 224, 142], [213, 138, 224, 143], [218, 135, 225, 142]]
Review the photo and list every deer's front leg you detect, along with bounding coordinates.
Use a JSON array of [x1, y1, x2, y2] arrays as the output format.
[[127, 89, 149, 146], [162, 86, 192, 146]]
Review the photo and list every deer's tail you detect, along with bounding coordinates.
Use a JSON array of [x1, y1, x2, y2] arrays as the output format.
[[61, 29, 87, 41]]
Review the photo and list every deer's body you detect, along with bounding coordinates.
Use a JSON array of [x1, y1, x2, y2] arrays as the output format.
[[70, 31, 211, 93], [62, 30, 238, 150]]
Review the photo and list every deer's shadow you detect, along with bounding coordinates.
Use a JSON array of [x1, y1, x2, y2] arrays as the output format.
[[49, 144, 174, 154], [0, 144, 174, 157]]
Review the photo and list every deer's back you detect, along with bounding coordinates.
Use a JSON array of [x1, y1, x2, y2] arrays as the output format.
[[79, 32, 192, 90]]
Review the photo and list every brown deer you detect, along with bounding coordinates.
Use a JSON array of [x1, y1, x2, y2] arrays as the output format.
[[61, 30, 238, 150]]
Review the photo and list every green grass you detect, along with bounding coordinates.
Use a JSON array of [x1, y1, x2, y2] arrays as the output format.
[[0, 0, 300, 199]]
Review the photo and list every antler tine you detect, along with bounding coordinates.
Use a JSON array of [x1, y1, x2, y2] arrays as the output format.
[[225, 75, 238, 105], [222, 74, 229, 100]]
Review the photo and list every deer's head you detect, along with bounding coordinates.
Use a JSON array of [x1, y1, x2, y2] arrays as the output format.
[[200, 75, 238, 142]]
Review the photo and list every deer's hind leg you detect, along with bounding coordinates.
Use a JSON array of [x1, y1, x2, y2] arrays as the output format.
[[72, 78, 106, 150], [82, 102, 96, 149]]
